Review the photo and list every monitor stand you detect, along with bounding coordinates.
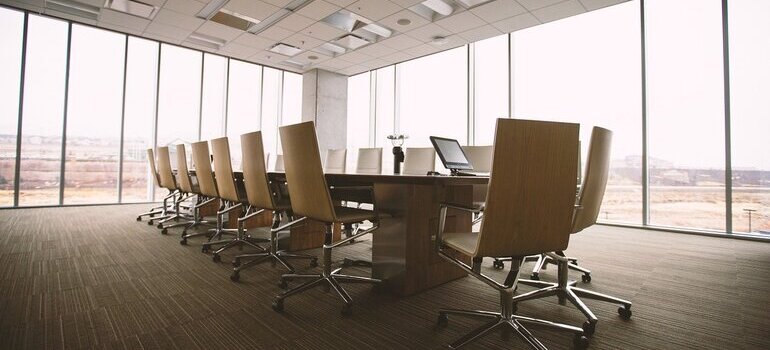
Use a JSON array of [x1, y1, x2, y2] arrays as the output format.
[[450, 169, 476, 177]]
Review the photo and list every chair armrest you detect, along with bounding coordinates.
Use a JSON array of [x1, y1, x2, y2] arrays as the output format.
[[440, 203, 485, 214]]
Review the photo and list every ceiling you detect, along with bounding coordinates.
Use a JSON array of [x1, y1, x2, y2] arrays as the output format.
[[0, 0, 628, 76]]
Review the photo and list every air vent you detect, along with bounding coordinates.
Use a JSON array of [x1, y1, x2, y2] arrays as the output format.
[[185, 32, 227, 50], [104, 0, 158, 19], [321, 10, 392, 46], [269, 43, 303, 57], [210, 9, 259, 31], [454, 0, 496, 9], [334, 35, 370, 50], [410, 0, 455, 21], [46, 0, 100, 20]]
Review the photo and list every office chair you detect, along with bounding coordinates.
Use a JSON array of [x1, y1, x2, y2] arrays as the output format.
[[511, 126, 632, 336], [272, 121, 380, 315], [159, 144, 216, 235], [461, 145, 492, 223], [356, 148, 383, 175], [136, 148, 173, 222], [149, 146, 189, 228], [202, 137, 266, 262], [180, 141, 221, 245], [435, 119, 588, 349], [402, 147, 435, 175], [324, 148, 347, 173], [229, 131, 318, 282]]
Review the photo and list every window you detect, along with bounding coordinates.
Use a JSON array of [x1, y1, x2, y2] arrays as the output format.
[[0, 8, 24, 206], [200, 54, 228, 142], [18, 15, 69, 206], [473, 34, 509, 146], [226, 60, 262, 169], [63, 25, 125, 204], [121, 37, 158, 203], [281, 72, 302, 126], [346, 72, 371, 171], [374, 66, 395, 170], [645, 0, 725, 231], [261, 67, 282, 156], [512, 1, 643, 224], [156, 44, 202, 160], [728, 0, 770, 234]]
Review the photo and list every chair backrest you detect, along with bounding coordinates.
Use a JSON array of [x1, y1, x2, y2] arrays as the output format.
[[191, 141, 218, 198], [210, 137, 240, 203], [156, 146, 177, 190], [402, 147, 435, 175], [356, 147, 383, 174], [279, 121, 337, 223], [146, 148, 161, 187], [324, 149, 347, 173], [475, 119, 579, 258], [175, 144, 194, 193], [572, 127, 612, 233], [462, 145, 493, 172], [274, 154, 285, 171], [241, 131, 276, 209]]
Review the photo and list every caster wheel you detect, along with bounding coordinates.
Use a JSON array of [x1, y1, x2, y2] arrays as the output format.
[[582, 321, 596, 336], [230, 272, 240, 282], [161, 228, 168, 235], [581, 274, 592, 283], [147, 221, 154, 226], [272, 299, 284, 312], [156, 224, 163, 229], [530, 272, 540, 280], [278, 279, 288, 289], [437, 313, 448, 327], [212, 254, 221, 263], [136, 217, 141, 221], [492, 260, 504, 269], [349, 239, 356, 245], [618, 306, 632, 319], [179, 239, 187, 245], [573, 335, 589, 349], [232, 259, 241, 267], [309, 258, 318, 268], [341, 304, 352, 316]]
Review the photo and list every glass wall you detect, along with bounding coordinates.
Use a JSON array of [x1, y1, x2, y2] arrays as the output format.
[[0, 7, 24, 206], [473, 34, 508, 146], [0, 8, 301, 208], [346, 72, 371, 171]]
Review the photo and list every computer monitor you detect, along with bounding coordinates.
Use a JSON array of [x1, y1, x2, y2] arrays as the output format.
[[430, 136, 474, 175]]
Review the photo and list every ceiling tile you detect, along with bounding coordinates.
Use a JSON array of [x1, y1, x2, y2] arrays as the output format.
[[337, 64, 368, 76], [98, 21, 144, 36], [378, 34, 423, 50], [532, 0, 586, 23], [1, 0, 43, 12], [389, 0, 423, 7], [435, 11, 486, 33], [233, 32, 275, 49], [195, 21, 244, 42], [99, 9, 151, 31], [379, 9, 430, 34], [578, 0, 626, 11], [140, 0, 166, 6], [274, 13, 315, 32], [223, 0, 281, 22], [281, 33, 324, 51], [145, 21, 195, 41], [301, 21, 346, 41], [458, 24, 502, 42], [469, 0, 527, 24], [492, 12, 540, 33], [403, 43, 442, 58], [346, 0, 401, 21], [163, 0, 206, 16], [516, 0, 566, 11], [221, 42, 261, 57], [355, 43, 397, 57], [262, 0, 293, 6], [250, 50, 291, 63], [405, 23, 451, 42], [153, 8, 205, 31], [44, 8, 97, 25], [337, 50, 374, 64], [143, 32, 182, 44], [259, 25, 294, 41], [324, 0, 356, 6], [314, 58, 354, 69], [293, 50, 333, 64], [360, 57, 389, 70], [296, 0, 341, 20], [73, 0, 101, 6], [382, 51, 411, 64]]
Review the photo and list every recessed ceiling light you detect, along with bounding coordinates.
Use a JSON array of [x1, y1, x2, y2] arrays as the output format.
[[335, 34, 370, 50], [47, 0, 100, 20], [269, 43, 303, 57], [430, 36, 449, 46], [397, 18, 411, 26], [186, 32, 227, 50], [104, 0, 158, 19]]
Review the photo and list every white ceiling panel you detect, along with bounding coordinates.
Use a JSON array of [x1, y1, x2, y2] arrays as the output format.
[[388, 0, 423, 7], [337, 64, 368, 75], [275, 13, 315, 32], [99, 8, 151, 31], [145, 21, 195, 41], [153, 8, 205, 31], [45, 8, 96, 25], [435, 11, 486, 34], [492, 12, 540, 32], [516, 0, 568, 11], [579, 0, 625, 11], [301, 21, 346, 41], [294, 50, 333, 64], [402, 43, 441, 58], [221, 42, 261, 57], [382, 51, 411, 64], [281, 32, 324, 50], [458, 24, 502, 43], [296, 0, 340, 20], [163, 0, 206, 16], [233, 32, 275, 49], [259, 25, 295, 41], [324, 0, 356, 7], [346, 0, 401, 21], [405, 23, 452, 43], [355, 43, 398, 57], [98, 21, 144, 36], [223, 0, 280, 22], [470, 0, 527, 24], [337, 50, 374, 64], [263, 0, 293, 6], [249, 50, 291, 63], [379, 9, 430, 34], [195, 21, 244, 42], [379, 34, 423, 50], [143, 32, 183, 45], [532, 0, 585, 23]]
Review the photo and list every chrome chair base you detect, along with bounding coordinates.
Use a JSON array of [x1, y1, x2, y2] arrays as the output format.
[[513, 253, 632, 336], [493, 252, 590, 282]]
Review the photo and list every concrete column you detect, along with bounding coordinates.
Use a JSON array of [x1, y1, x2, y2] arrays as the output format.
[[302, 69, 347, 154]]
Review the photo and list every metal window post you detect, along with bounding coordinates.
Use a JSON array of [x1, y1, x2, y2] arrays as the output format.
[[13, 12, 29, 207], [721, 0, 733, 233], [640, 0, 650, 226], [117, 35, 128, 203], [58, 22, 73, 205]]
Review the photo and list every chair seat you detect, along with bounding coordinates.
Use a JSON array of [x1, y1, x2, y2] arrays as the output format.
[[443, 231, 478, 256], [334, 206, 377, 224]]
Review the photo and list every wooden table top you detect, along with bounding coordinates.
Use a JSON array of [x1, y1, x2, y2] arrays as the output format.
[[185, 169, 489, 186]]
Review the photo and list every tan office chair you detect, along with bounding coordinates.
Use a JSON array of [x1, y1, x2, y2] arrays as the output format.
[[159, 144, 216, 235], [434, 119, 588, 349], [202, 137, 265, 262], [402, 147, 435, 175], [136, 148, 173, 222], [324, 148, 347, 173], [512, 127, 632, 336], [180, 141, 221, 245], [272, 121, 380, 315], [150, 146, 189, 228], [229, 131, 318, 282], [461, 145, 492, 218], [355, 148, 383, 174]]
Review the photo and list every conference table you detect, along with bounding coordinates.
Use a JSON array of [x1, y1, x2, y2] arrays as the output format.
[[192, 169, 488, 296]]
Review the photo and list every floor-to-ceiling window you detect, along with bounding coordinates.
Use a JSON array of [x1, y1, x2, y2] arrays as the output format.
[[0, 7, 24, 206], [346, 72, 371, 172], [63, 25, 125, 204], [473, 34, 508, 146], [261, 68, 282, 157], [226, 60, 262, 169], [646, 0, 726, 231], [727, 0, 770, 234], [156, 44, 202, 159], [18, 15, 69, 206], [200, 54, 228, 142]]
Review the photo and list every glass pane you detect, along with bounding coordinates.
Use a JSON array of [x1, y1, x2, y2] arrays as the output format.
[[63, 25, 125, 204], [375, 66, 395, 171], [646, 0, 725, 231], [200, 54, 227, 142], [121, 37, 158, 203], [156, 44, 202, 160], [0, 8, 24, 206], [728, 0, 770, 234], [226, 60, 262, 170], [347, 72, 371, 172], [512, 1, 642, 224], [474, 34, 508, 146], [278, 71, 302, 161], [398, 47, 468, 149], [18, 15, 69, 206], [261, 68, 281, 157]]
